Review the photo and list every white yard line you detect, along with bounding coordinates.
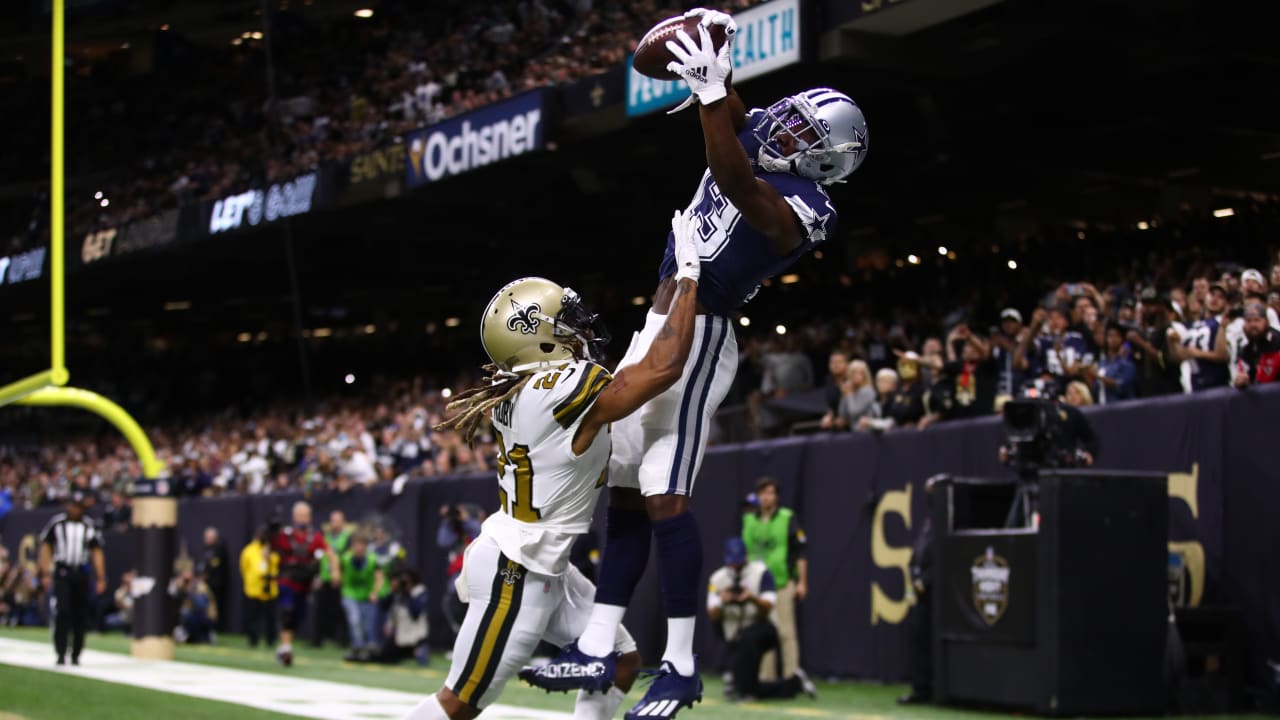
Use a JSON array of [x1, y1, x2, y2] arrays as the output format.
[[0, 638, 571, 720]]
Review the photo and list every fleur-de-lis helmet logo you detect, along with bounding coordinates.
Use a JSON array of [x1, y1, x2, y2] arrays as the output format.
[[507, 298, 541, 335]]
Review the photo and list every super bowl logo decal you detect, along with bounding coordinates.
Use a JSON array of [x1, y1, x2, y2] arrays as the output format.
[[507, 299, 541, 335], [971, 546, 1010, 626]]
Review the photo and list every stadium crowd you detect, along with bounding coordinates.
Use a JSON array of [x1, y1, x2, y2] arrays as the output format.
[[1, 0, 772, 251], [2, 232, 1277, 513]]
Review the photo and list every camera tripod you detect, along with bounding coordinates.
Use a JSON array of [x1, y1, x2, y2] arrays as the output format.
[[1003, 473, 1040, 529]]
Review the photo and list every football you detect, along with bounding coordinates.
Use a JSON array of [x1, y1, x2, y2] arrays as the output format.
[[632, 14, 729, 81]]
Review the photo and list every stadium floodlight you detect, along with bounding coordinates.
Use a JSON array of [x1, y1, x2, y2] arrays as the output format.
[[354, 8, 374, 18], [345, 374, 356, 385], [907, 254, 921, 265], [739, 316, 751, 327], [937, 246, 947, 256], [1008, 259, 1019, 270], [1213, 208, 1234, 218], [775, 324, 787, 335], [444, 316, 462, 327], [780, 273, 799, 284]]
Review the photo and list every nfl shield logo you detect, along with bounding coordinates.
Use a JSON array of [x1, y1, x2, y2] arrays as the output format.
[[970, 546, 1011, 626]]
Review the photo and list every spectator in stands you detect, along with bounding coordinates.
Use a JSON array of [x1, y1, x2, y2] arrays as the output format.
[[340, 534, 384, 662], [989, 308, 1027, 407], [885, 352, 928, 429], [1094, 323, 1137, 404], [1233, 302, 1280, 387], [1018, 305, 1092, 388], [836, 360, 878, 430], [100, 491, 131, 532], [858, 368, 899, 432], [1128, 288, 1182, 397], [1169, 282, 1230, 392], [1241, 268, 1280, 327], [928, 323, 996, 423], [762, 335, 815, 398], [1064, 380, 1094, 407], [240, 525, 279, 649], [918, 337, 945, 387], [818, 349, 852, 430]]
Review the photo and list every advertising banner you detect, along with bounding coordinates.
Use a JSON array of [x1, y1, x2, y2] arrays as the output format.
[[626, 0, 802, 117], [0, 246, 46, 285], [404, 91, 545, 188], [207, 172, 320, 236], [79, 208, 181, 268], [342, 143, 407, 205]]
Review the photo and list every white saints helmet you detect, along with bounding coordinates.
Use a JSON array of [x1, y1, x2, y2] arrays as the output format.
[[480, 277, 610, 375]]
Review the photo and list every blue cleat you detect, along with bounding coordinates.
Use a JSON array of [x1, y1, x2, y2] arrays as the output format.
[[624, 660, 703, 720], [518, 641, 616, 693]]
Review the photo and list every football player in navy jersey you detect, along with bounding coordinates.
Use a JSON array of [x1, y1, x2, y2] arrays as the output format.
[[521, 9, 868, 719]]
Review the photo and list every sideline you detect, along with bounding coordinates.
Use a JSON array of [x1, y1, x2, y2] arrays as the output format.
[[0, 637, 571, 720]]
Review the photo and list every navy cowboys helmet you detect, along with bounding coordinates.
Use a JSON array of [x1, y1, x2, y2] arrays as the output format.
[[480, 277, 609, 375], [754, 88, 868, 185]]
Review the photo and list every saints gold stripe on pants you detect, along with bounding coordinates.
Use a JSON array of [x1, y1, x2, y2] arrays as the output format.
[[451, 553, 526, 706]]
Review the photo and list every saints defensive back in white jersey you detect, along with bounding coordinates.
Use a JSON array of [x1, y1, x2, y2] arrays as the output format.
[[405, 210, 705, 720]]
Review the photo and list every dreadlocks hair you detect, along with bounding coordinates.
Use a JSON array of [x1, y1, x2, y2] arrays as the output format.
[[433, 364, 532, 447]]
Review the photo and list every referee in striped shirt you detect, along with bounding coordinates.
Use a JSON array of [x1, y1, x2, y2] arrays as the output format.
[[38, 491, 106, 665]]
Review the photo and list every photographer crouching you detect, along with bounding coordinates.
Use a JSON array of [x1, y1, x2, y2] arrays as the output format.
[[367, 567, 430, 665], [709, 538, 816, 703]]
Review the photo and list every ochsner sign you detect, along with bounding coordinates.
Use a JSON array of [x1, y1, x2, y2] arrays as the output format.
[[627, 0, 801, 117], [405, 91, 543, 187], [209, 172, 318, 235]]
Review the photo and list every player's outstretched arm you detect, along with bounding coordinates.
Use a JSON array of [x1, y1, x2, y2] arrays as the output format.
[[699, 97, 802, 255], [573, 212, 701, 455], [667, 22, 799, 255]]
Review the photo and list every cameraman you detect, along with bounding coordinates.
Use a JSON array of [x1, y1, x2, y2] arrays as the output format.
[[998, 378, 1099, 470], [373, 567, 429, 665], [708, 538, 815, 702], [436, 503, 482, 642]]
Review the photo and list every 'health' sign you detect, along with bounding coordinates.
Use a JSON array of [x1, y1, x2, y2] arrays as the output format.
[[626, 0, 801, 117]]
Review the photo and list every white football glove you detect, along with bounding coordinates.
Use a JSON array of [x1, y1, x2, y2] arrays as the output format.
[[665, 23, 734, 111], [682, 7, 738, 36], [671, 209, 702, 283]]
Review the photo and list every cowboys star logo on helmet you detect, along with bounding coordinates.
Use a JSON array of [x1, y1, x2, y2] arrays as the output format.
[[753, 87, 868, 185], [506, 298, 542, 335]]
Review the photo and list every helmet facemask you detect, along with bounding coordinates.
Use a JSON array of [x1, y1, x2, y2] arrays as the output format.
[[551, 287, 610, 366], [754, 92, 867, 185]]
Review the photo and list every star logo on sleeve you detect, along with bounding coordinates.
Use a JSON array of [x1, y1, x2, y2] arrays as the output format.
[[789, 197, 831, 243]]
